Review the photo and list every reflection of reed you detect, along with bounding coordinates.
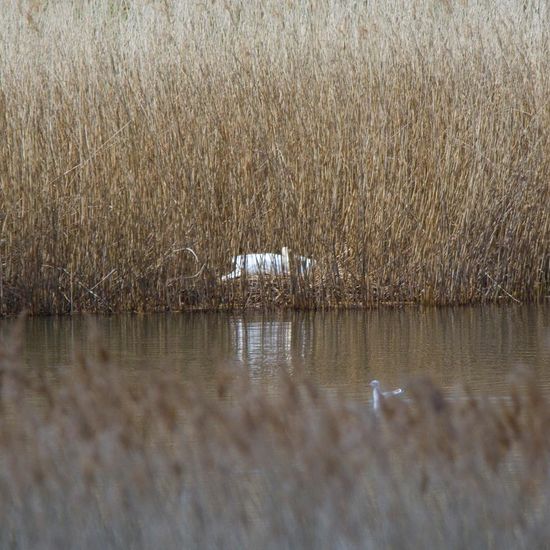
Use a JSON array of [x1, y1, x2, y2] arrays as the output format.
[[5, 306, 549, 400], [303, 306, 550, 398]]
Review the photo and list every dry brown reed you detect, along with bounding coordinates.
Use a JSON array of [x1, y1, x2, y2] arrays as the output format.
[[1, 0, 549, 314], [1, 324, 550, 548]]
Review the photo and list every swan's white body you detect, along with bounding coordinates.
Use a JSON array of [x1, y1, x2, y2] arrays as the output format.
[[222, 247, 314, 281], [369, 380, 404, 412]]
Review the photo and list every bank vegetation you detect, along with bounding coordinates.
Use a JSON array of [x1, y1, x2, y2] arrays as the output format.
[[1, 0, 549, 314]]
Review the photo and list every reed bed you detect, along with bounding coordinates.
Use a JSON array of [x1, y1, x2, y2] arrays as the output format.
[[1, 0, 549, 314], [1, 324, 550, 548]]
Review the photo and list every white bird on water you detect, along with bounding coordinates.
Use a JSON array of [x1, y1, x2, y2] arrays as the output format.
[[221, 246, 315, 281], [369, 380, 404, 412]]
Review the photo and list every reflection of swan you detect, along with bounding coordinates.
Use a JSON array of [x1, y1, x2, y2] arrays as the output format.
[[233, 318, 293, 373], [222, 247, 314, 281], [369, 380, 404, 412]]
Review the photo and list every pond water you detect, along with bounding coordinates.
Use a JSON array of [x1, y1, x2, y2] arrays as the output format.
[[1, 305, 549, 401]]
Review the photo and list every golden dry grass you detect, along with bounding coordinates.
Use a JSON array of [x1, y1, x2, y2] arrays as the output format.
[[1, 321, 550, 548], [0, 0, 549, 314]]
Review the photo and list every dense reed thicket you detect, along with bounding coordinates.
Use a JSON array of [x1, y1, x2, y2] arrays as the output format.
[[1, 0, 549, 314], [1, 325, 550, 548]]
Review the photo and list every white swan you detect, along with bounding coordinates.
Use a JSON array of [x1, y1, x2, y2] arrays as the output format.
[[221, 247, 314, 281], [369, 380, 404, 413]]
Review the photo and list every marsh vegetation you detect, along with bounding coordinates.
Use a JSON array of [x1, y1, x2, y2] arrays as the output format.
[[1, 0, 549, 314]]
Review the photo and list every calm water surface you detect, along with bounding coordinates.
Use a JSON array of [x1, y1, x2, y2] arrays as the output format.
[[1, 305, 549, 401]]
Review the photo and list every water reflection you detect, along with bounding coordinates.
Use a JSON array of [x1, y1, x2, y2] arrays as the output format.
[[1, 305, 548, 401], [232, 318, 293, 373]]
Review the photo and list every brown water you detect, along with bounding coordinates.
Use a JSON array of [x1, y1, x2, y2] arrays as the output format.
[[1, 305, 549, 401]]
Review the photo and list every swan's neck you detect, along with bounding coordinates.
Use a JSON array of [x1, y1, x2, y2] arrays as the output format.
[[281, 247, 290, 270]]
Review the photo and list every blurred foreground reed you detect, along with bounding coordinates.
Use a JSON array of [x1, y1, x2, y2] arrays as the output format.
[[1, 325, 550, 548], [0, 0, 549, 315]]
